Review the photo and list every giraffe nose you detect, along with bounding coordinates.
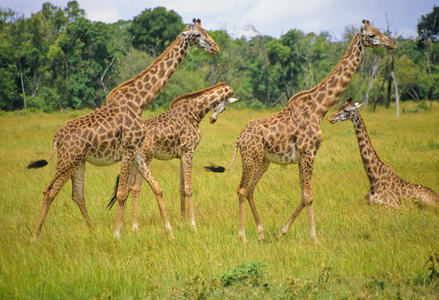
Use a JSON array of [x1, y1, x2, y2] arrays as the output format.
[[210, 43, 219, 55]]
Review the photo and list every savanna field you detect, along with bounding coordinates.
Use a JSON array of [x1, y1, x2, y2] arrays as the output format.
[[0, 102, 438, 299]]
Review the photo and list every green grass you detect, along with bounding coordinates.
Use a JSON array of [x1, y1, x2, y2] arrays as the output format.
[[0, 102, 438, 299]]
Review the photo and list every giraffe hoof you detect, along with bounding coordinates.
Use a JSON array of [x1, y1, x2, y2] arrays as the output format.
[[275, 230, 286, 240], [113, 231, 121, 239], [238, 235, 248, 243]]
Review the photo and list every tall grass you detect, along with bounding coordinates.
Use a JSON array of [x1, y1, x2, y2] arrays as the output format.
[[0, 102, 438, 299]]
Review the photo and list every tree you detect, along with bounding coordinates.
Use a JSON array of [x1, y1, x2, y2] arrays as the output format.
[[417, 5, 439, 103], [129, 7, 184, 56]]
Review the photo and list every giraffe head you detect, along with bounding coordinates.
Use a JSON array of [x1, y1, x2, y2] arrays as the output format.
[[210, 97, 239, 124], [328, 98, 362, 124], [360, 20, 396, 51], [179, 18, 219, 55]]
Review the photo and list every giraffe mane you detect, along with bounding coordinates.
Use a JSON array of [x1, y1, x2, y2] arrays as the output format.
[[288, 31, 362, 105], [170, 82, 227, 106], [106, 37, 184, 100]]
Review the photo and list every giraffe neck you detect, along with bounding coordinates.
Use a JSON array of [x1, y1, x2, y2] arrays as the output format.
[[106, 37, 190, 114], [191, 93, 224, 121], [288, 32, 364, 120], [351, 112, 387, 185]]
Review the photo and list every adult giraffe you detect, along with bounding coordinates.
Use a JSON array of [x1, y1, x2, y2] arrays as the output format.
[[108, 83, 237, 233], [28, 19, 219, 239], [206, 20, 396, 243]]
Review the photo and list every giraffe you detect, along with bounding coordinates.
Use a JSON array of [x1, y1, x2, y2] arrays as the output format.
[[107, 83, 237, 232], [205, 20, 396, 243], [328, 98, 439, 208], [27, 19, 219, 239]]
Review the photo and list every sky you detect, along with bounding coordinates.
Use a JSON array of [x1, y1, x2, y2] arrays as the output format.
[[2, 0, 437, 40]]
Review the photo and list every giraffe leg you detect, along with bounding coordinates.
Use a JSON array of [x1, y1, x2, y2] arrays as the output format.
[[246, 159, 270, 240], [33, 166, 78, 239], [71, 162, 93, 229], [130, 170, 143, 231], [134, 154, 174, 239], [179, 159, 186, 220], [278, 155, 318, 242], [236, 149, 264, 243], [180, 152, 196, 232], [113, 150, 137, 238]]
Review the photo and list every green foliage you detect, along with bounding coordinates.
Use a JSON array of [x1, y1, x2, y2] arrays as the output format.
[[1, 3, 439, 113], [424, 252, 439, 284], [129, 6, 184, 55], [417, 100, 429, 110], [219, 260, 267, 287], [417, 5, 439, 44]]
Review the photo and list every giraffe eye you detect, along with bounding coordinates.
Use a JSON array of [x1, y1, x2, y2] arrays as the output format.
[[368, 34, 376, 38]]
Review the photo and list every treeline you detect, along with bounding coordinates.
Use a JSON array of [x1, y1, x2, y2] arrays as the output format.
[[0, 2, 438, 112]]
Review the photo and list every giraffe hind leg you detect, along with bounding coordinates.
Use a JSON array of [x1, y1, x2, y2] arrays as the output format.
[[246, 160, 270, 240], [33, 167, 76, 239], [71, 162, 93, 230], [130, 170, 143, 231], [236, 154, 266, 242]]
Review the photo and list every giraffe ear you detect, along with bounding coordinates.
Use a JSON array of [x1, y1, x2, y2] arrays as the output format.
[[354, 103, 363, 111], [228, 98, 239, 103], [179, 31, 190, 39]]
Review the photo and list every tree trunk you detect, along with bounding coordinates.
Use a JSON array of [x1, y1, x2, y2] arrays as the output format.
[[391, 71, 399, 117], [364, 55, 381, 109], [20, 71, 26, 110]]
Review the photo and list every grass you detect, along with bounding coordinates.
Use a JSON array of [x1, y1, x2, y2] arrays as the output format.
[[0, 101, 438, 299]]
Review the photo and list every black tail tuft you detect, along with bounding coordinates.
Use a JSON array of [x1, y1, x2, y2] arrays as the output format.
[[107, 174, 120, 210], [27, 160, 48, 169], [204, 164, 226, 173]]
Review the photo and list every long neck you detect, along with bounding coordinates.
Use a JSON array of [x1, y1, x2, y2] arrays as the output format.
[[288, 32, 364, 120], [191, 92, 225, 121], [106, 37, 190, 114], [351, 112, 387, 185]]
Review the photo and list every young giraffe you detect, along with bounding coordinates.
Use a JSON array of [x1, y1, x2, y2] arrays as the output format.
[[206, 20, 396, 243], [328, 98, 439, 208], [107, 83, 237, 232], [27, 19, 219, 239]]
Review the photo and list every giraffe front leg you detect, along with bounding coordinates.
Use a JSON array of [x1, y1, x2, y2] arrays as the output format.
[[278, 155, 318, 243], [180, 153, 196, 232]]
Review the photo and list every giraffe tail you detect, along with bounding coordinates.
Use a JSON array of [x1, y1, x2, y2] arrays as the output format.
[[107, 174, 120, 210], [205, 138, 240, 173], [27, 133, 59, 169]]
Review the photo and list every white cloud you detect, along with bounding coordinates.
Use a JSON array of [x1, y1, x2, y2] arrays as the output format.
[[1, 0, 437, 40]]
